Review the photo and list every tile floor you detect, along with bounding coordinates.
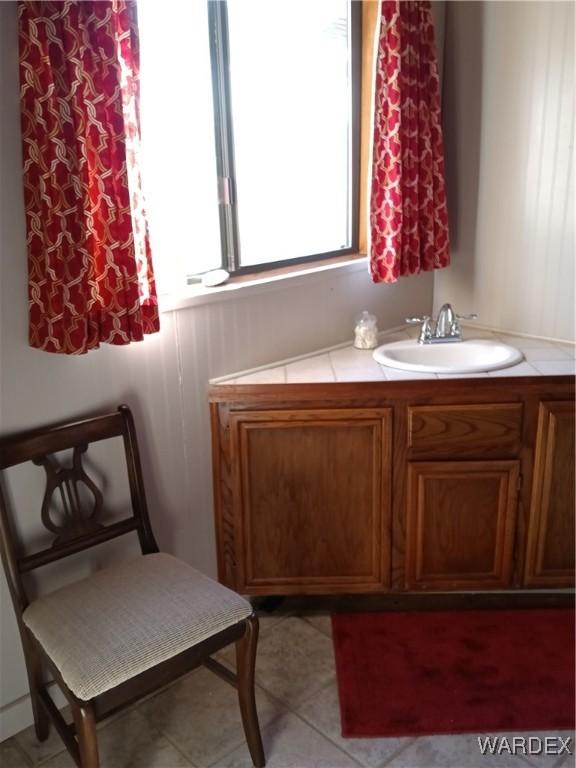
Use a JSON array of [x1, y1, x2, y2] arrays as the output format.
[[1, 613, 573, 768]]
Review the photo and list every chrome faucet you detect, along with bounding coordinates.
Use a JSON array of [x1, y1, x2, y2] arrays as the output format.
[[406, 304, 478, 344]]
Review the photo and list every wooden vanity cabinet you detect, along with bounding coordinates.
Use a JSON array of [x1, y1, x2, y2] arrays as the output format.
[[210, 377, 574, 596], [523, 401, 575, 587]]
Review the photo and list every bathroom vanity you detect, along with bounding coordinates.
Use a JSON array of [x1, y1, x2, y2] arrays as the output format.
[[209, 329, 575, 597]]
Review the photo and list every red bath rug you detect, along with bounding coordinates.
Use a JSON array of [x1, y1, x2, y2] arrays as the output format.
[[332, 609, 575, 737]]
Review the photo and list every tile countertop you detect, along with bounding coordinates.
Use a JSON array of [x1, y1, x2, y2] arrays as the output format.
[[211, 326, 576, 385]]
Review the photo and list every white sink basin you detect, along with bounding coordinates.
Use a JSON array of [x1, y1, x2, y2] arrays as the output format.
[[373, 339, 524, 374]]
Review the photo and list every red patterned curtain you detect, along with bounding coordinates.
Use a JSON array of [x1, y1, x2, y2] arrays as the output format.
[[369, 1, 450, 284], [18, 1, 159, 354]]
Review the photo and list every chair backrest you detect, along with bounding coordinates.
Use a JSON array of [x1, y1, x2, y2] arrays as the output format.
[[0, 405, 158, 615]]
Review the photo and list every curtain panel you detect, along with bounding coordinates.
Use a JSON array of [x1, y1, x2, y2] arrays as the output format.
[[19, 0, 159, 354], [369, 0, 450, 284]]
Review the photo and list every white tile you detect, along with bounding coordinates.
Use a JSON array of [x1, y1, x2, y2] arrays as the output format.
[[13, 701, 139, 766], [285, 353, 334, 372], [488, 362, 540, 377], [0, 740, 30, 768], [378, 368, 438, 381], [522, 348, 572, 362], [329, 346, 387, 381], [387, 732, 534, 768], [497, 334, 558, 349], [40, 710, 192, 768], [558, 753, 575, 768], [552, 341, 576, 356], [299, 683, 414, 768], [217, 711, 359, 768], [15, 707, 72, 765], [221, 617, 336, 709], [334, 367, 386, 382], [302, 614, 333, 637], [285, 370, 336, 383], [139, 666, 284, 767], [329, 346, 379, 368], [531, 360, 576, 376], [235, 366, 286, 384], [285, 355, 336, 383], [256, 612, 293, 635]]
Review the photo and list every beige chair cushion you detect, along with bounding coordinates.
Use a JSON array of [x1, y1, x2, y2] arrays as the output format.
[[23, 553, 252, 701]]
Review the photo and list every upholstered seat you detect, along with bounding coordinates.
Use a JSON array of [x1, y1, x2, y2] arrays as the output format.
[[23, 553, 252, 701]]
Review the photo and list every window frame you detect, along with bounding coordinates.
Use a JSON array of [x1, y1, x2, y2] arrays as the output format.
[[207, 0, 362, 278]]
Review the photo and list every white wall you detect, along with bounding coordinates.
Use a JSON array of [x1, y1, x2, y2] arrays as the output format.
[[435, 1, 575, 341], [0, 1, 433, 738]]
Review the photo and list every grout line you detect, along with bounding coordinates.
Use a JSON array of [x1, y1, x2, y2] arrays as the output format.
[[128, 665, 203, 711], [293, 677, 418, 768], [10, 738, 35, 768], [286, 709, 367, 768], [204, 740, 245, 768], [327, 351, 338, 383], [291, 678, 335, 715], [300, 616, 333, 639], [286, 670, 338, 710], [247, 636, 336, 714], [127, 685, 209, 768], [376, 736, 419, 768], [255, 612, 295, 636], [153, 725, 201, 768], [208, 673, 367, 768], [554, 750, 572, 768], [132, 662, 289, 768], [236, 618, 339, 713], [17, 713, 72, 767], [201, 676, 291, 768]]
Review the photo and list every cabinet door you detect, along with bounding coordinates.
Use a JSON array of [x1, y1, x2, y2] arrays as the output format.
[[405, 461, 519, 590], [230, 408, 391, 593], [524, 401, 575, 587]]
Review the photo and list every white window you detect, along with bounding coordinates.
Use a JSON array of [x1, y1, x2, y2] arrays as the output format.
[[138, 0, 360, 290]]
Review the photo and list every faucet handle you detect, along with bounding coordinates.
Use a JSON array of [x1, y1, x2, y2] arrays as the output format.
[[406, 316, 433, 344], [452, 312, 478, 342], [405, 316, 430, 324]]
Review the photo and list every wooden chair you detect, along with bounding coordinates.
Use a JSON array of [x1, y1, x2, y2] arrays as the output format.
[[0, 405, 265, 768]]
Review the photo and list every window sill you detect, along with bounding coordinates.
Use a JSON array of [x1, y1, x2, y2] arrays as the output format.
[[159, 253, 368, 313]]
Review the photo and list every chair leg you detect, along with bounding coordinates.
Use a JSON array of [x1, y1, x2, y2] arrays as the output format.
[[72, 702, 100, 768], [236, 616, 265, 768], [23, 643, 50, 742]]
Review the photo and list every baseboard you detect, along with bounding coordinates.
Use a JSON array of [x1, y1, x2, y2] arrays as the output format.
[[0, 684, 67, 742]]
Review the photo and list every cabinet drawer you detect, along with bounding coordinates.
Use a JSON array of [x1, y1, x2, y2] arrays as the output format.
[[407, 403, 523, 459]]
